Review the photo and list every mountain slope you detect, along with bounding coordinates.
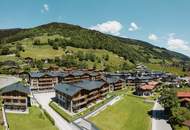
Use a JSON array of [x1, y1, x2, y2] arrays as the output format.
[[0, 22, 189, 74]]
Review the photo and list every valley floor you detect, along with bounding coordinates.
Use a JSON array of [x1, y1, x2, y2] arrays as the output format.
[[7, 106, 58, 130], [89, 94, 153, 130]]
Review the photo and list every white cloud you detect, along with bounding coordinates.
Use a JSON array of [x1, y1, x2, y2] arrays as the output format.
[[167, 33, 190, 51], [148, 34, 158, 41], [89, 20, 123, 35], [128, 22, 139, 31], [41, 4, 49, 13]]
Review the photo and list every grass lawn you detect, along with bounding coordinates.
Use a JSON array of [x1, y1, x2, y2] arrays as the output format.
[[7, 106, 58, 130], [89, 95, 153, 130], [146, 63, 188, 76], [49, 96, 115, 122], [175, 125, 189, 130], [0, 110, 5, 130], [20, 45, 65, 59]]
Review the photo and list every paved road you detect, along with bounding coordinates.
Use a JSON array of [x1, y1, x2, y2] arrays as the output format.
[[33, 92, 80, 130], [152, 101, 172, 130]]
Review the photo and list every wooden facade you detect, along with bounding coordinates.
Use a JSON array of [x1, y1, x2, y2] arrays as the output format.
[[55, 82, 109, 113], [2, 91, 28, 111], [0, 82, 30, 112]]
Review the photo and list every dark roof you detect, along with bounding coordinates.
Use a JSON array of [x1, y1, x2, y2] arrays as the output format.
[[55, 80, 106, 96], [74, 80, 106, 90], [104, 77, 124, 84], [71, 70, 85, 76], [55, 83, 82, 96], [0, 82, 30, 95], [29, 71, 100, 78]]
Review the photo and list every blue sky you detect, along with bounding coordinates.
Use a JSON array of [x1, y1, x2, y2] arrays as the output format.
[[1, 0, 190, 56]]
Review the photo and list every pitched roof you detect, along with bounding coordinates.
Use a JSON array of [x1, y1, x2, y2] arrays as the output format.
[[177, 91, 190, 98], [139, 81, 159, 90], [55, 83, 82, 97], [29, 71, 99, 78], [55, 80, 106, 96], [182, 120, 190, 127], [0, 82, 30, 94], [104, 77, 124, 84], [74, 80, 106, 91]]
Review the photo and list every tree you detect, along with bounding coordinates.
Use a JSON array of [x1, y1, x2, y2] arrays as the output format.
[[16, 43, 24, 51], [52, 43, 58, 50], [169, 107, 190, 125], [104, 64, 111, 72], [15, 50, 20, 57], [23, 65, 31, 72], [33, 39, 40, 45], [1, 46, 10, 55], [85, 53, 96, 62], [122, 62, 129, 70], [159, 88, 180, 113], [103, 54, 109, 61], [36, 60, 43, 70], [76, 51, 85, 61]]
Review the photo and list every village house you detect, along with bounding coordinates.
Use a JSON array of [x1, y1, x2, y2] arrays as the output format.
[[103, 77, 125, 91], [28, 70, 103, 91], [177, 91, 190, 107], [136, 81, 159, 96], [54, 80, 109, 112], [125, 76, 153, 87], [29, 72, 59, 90], [0, 82, 30, 112]]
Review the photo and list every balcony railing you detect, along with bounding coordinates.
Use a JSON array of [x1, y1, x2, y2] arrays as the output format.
[[89, 90, 99, 95], [73, 95, 87, 101], [88, 94, 100, 101], [73, 100, 87, 107], [2, 96, 26, 100], [4, 102, 26, 106]]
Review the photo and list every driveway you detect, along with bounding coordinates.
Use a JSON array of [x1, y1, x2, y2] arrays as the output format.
[[33, 92, 80, 130], [152, 101, 172, 130]]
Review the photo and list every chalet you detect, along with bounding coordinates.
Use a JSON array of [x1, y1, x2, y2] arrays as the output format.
[[177, 91, 190, 107], [0, 82, 30, 111], [55, 80, 109, 112], [136, 81, 159, 96], [126, 76, 152, 86], [29, 72, 59, 90], [103, 77, 125, 91]]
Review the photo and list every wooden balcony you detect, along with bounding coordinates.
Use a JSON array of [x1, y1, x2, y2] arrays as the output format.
[[39, 78, 54, 81], [2, 96, 26, 100], [73, 100, 87, 107], [4, 102, 26, 106], [38, 81, 53, 84], [89, 90, 99, 95], [73, 95, 87, 101], [101, 92, 108, 96], [101, 87, 109, 92], [88, 94, 100, 101]]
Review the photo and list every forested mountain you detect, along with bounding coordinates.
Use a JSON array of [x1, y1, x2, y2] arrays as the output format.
[[0, 22, 189, 74]]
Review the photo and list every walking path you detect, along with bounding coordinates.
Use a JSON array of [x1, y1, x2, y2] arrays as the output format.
[[33, 92, 80, 130], [152, 101, 172, 130]]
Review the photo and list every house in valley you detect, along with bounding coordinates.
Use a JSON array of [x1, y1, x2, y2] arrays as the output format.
[[29, 72, 59, 90], [0, 82, 30, 112], [103, 77, 125, 91], [136, 81, 159, 96], [54, 80, 109, 112], [177, 91, 190, 107]]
